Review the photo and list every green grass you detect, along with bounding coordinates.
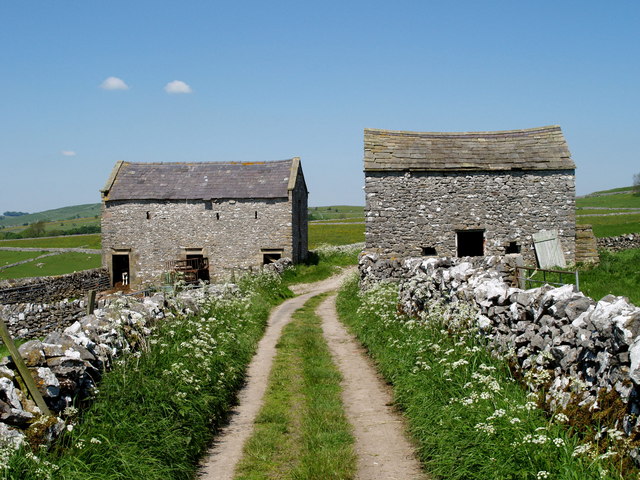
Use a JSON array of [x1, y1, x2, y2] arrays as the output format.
[[310, 218, 364, 224], [281, 245, 359, 285], [0, 253, 101, 280], [336, 277, 628, 480], [308, 205, 363, 221], [235, 294, 356, 480], [579, 249, 640, 304], [0, 234, 101, 249], [0, 204, 101, 229], [586, 186, 634, 195], [576, 192, 640, 209], [524, 249, 640, 305], [7, 272, 293, 479], [576, 209, 639, 215], [309, 223, 364, 249], [577, 213, 640, 237], [0, 251, 47, 266]]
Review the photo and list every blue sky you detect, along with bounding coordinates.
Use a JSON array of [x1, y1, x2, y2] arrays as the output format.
[[1, 1, 638, 213]]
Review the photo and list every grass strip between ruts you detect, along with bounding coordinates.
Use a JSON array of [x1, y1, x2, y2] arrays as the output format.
[[235, 294, 356, 480]]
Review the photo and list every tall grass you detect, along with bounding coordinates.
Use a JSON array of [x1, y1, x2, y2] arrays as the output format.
[[336, 276, 628, 479], [235, 295, 356, 479], [5, 272, 291, 479], [281, 244, 360, 285]]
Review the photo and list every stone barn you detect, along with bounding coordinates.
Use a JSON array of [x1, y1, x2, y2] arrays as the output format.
[[364, 125, 576, 264], [100, 158, 308, 287]]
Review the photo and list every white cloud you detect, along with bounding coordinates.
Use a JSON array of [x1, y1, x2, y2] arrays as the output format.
[[164, 80, 193, 94], [100, 76, 129, 90], [61, 150, 76, 156]]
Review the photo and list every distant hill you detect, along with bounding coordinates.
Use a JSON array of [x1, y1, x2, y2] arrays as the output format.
[[0, 203, 101, 228]]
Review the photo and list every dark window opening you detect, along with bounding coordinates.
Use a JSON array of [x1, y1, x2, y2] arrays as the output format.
[[457, 230, 485, 257], [216, 212, 220, 220], [186, 254, 210, 282], [505, 241, 521, 254], [421, 247, 437, 256], [146, 211, 150, 220], [263, 252, 281, 265], [255, 211, 258, 219], [112, 254, 130, 287]]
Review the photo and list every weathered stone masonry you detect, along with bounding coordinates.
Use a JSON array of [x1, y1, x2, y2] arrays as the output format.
[[364, 126, 577, 265], [365, 169, 575, 263], [101, 158, 308, 287]]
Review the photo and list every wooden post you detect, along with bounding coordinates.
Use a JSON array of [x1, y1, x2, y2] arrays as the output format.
[[87, 289, 96, 315], [0, 318, 51, 416]]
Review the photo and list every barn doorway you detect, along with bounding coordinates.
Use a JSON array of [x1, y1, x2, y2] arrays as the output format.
[[456, 230, 485, 257], [112, 254, 130, 287], [186, 254, 210, 282]]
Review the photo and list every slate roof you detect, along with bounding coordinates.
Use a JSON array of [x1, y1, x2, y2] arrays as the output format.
[[364, 125, 575, 172], [102, 159, 298, 201]]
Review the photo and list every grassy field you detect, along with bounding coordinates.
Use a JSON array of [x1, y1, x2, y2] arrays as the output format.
[[309, 223, 364, 248], [337, 278, 630, 479], [235, 295, 356, 479], [0, 234, 101, 249], [577, 213, 640, 237], [0, 250, 46, 266], [0, 204, 101, 229], [308, 205, 363, 221], [576, 192, 640, 209], [0, 253, 101, 280]]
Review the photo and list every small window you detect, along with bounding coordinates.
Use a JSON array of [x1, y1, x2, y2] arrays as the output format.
[[146, 211, 150, 220], [505, 241, 521, 254], [255, 211, 258, 219], [421, 247, 437, 256], [263, 252, 281, 264], [216, 212, 220, 220], [457, 230, 485, 257]]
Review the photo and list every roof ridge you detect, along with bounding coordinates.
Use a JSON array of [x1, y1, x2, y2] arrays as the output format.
[[121, 159, 295, 166], [364, 125, 561, 138]]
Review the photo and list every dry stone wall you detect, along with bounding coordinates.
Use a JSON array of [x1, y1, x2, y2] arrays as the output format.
[[0, 282, 235, 449], [360, 253, 640, 439], [0, 269, 109, 305], [365, 170, 576, 265], [598, 233, 640, 252]]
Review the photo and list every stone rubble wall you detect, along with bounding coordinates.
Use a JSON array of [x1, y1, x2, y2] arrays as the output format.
[[0, 298, 101, 339], [360, 253, 640, 436], [0, 282, 236, 449], [597, 233, 640, 252], [0, 269, 110, 305]]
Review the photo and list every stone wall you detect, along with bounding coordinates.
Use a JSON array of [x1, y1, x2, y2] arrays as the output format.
[[0, 297, 105, 339], [360, 254, 640, 441], [598, 233, 640, 252], [0, 269, 109, 305], [102, 198, 297, 287], [0, 283, 235, 449], [364, 170, 576, 265]]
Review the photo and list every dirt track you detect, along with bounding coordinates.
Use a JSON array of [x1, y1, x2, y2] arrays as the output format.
[[198, 269, 425, 479]]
